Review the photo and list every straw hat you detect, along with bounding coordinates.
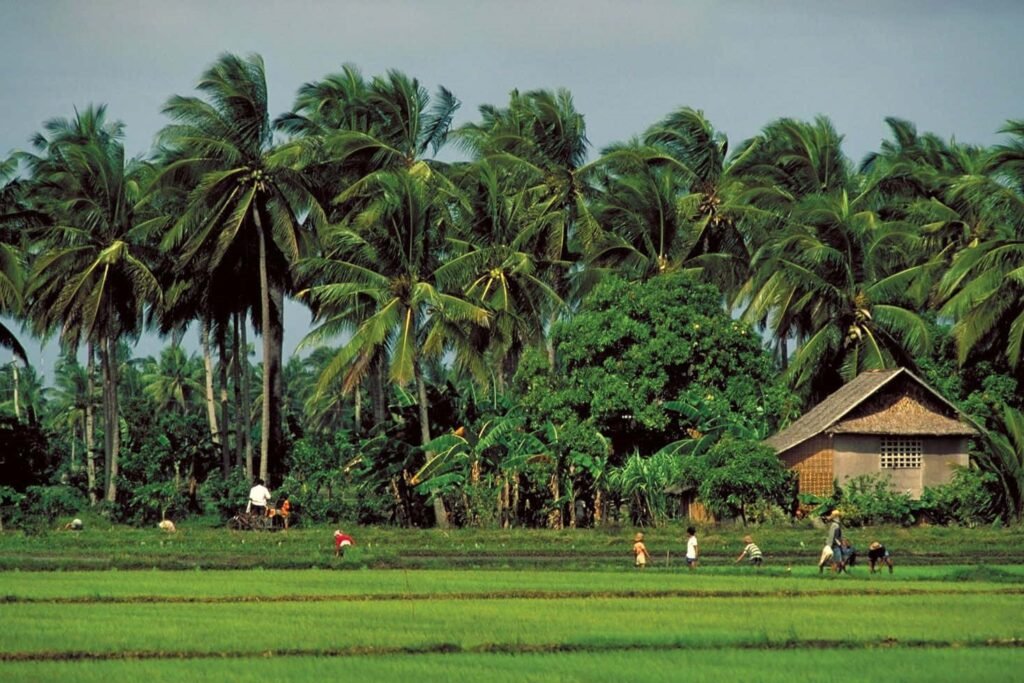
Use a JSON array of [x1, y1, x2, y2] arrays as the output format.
[[743, 535, 753, 544], [634, 532, 644, 542], [869, 541, 882, 550]]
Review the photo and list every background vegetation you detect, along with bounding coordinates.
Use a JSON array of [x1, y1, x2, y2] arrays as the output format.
[[2, 54, 1024, 529]]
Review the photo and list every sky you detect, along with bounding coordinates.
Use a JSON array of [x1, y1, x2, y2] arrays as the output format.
[[2, 0, 1023, 380]]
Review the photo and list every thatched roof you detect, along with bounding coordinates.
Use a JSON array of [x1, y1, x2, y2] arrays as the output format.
[[764, 368, 977, 454]]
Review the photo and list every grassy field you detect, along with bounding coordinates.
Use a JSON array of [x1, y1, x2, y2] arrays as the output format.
[[2, 519, 1023, 570], [2, 525, 1023, 681]]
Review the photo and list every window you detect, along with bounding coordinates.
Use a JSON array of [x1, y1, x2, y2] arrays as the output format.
[[880, 437, 922, 469]]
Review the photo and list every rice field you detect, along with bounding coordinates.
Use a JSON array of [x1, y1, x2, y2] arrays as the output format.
[[2, 526, 1023, 681]]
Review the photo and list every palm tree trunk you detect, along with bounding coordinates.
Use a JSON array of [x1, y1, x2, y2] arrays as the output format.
[[353, 379, 362, 435], [371, 358, 387, 427], [416, 362, 448, 528], [231, 313, 244, 470], [85, 344, 97, 505], [548, 468, 562, 529], [201, 320, 221, 445], [69, 426, 77, 475], [218, 329, 232, 476], [101, 333, 120, 503], [255, 208, 283, 485], [11, 361, 19, 421], [239, 318, 254, 480]]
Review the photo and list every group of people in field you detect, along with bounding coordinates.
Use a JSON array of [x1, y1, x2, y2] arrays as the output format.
[[632, 510, 894, 574], [246, 478, 292, 529]]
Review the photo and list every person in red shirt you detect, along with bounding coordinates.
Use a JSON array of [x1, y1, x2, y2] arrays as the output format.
[[334, 529, 355, 557]]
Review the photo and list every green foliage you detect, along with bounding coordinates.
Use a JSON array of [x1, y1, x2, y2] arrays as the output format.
[[197, 468, 252, 520], [836, 474, 916, 526], [607, 450, 681, 526], [689, 438, 792, 522], [21, 485, 87, 519], [919, 468, 999, 526], [118, 412, 218, 523], [973, 403, 1024, 521], [519, 273, 791, 458]]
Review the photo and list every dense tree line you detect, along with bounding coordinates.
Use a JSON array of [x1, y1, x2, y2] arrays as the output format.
[[1, 53, 1023, 527]]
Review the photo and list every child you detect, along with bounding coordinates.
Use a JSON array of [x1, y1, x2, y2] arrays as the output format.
[[868, 541, 894, 574], [685, 526, 699, 569], [735, 534, 763, 566], [632, 532, 652, 569], [334, 529, 355, 557]]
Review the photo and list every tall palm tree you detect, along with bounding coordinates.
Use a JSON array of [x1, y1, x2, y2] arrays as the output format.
[[442, 158, 564, 388], [936, 120, 1024, 367], [21, 105, 161, 502], [156, 53, 322, 484], [746, 189, 932, 400], [454, 89, 598, 363], [298, 168, 489, 526], [0, 157, 31, 363]]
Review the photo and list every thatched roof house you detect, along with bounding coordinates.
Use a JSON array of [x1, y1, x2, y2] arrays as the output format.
[[765, 368, 977, 498]]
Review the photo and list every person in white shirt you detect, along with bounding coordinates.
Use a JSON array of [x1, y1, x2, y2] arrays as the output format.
[[248, 478, 272, 516], [685, 526, 699, 570]]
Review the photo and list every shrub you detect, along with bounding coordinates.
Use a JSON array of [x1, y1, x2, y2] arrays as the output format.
[[683, 437, 792, 523], [837, 474, 915, 526], [919, 468, 999, 526], [199, 468, 252, 520], [21, 484, 87, 520]]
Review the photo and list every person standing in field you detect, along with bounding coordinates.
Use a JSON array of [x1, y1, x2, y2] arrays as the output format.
[[825, 510, 844, 573], [685, 526, 699, 569], [247, 478, 272, 517], [735, 535, 763, 566], [633, 532, 652, 569]]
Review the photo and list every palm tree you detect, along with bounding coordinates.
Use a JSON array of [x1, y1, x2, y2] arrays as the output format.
[[454, 89, 598, 362], [156, 53, 322, 484], [442, 158, 564, 387], [298, 168, 488, 526], [745, 189, 932, 400], [47, 355, 98, 498], [140, 345, 204, 415], [21, 105, 161, 502], [628, 107, 763, 291], [936, 120, 1024, 367], [0, 158, 31, 363]]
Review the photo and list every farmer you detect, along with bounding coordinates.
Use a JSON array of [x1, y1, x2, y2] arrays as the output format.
[[247, 478, 272, 517], [868, 541, 894, 574], [334, 529, 355, 557], [825, 510, 844, 573]]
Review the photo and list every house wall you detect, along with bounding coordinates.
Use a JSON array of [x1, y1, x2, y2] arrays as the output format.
[[779, 434, 833, 496], [832, 435, 968, 498]]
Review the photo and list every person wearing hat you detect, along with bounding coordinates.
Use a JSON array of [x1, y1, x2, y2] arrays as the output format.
[[868, 541, 894, 574], [632, 532, 652, 569], [825, 510, 844, 573]]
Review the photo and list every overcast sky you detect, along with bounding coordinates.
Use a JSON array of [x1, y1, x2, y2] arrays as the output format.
[[2, 0, 1023, 378]]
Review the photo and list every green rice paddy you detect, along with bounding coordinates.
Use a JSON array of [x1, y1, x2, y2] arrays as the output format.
[[1, 526, 1022, 681]]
